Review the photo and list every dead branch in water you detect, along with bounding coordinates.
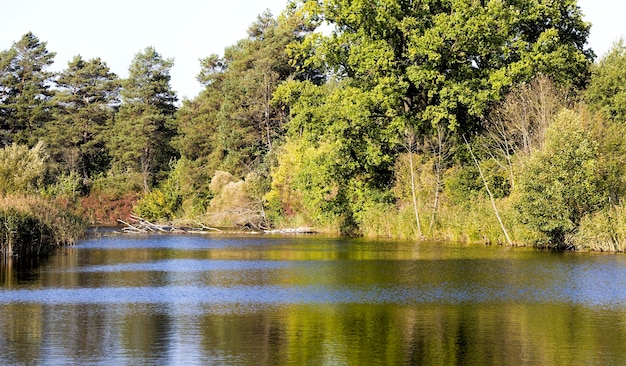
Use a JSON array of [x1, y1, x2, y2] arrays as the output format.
[[118, 215, 222, 234]]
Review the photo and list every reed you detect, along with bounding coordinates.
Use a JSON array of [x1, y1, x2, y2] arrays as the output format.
[[359, 194, 535, 246], [0, 195, 86, 257], [570, 205, 626, 252]]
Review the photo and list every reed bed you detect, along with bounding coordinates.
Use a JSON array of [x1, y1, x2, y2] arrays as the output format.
[[0, 195, 86, 257]]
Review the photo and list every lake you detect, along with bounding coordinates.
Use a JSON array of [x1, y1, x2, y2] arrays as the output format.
[[1, 233, 626, 365]]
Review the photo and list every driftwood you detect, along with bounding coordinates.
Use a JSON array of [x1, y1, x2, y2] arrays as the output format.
[[117, 215, 318, 235], [118, 215, 222, 234], [264, 227, 316, 234]]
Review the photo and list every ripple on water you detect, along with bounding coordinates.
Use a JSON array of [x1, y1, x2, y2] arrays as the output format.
[[1, 283, 625, 310]]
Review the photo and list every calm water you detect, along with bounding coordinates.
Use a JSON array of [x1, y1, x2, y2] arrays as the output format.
[[1, 233, 626, 365]]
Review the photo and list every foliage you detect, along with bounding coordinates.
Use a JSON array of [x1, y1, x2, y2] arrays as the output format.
[[0, 32, 57, 146], [0, 195, 86, 257], [204, 171, 268, 229], [516, 109, 607, 247], [585, 40, 626, 123], [0, 141, 47, 194], [78, 191, 138, 226], [4, 5, 626, 252], [109, 46, 178, 192], [41, 171, 83, 202], [572, 205, 626, 252], [269, 0, 593, 234], [46, 55, 120, 183], [297, 0, 591, 131], [78, 171, 143, 224], [135, 160, 185, 222], [174, 7, 318, 177]]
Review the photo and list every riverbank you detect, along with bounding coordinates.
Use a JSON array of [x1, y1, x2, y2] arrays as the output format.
[[0, 195, 86, 258]]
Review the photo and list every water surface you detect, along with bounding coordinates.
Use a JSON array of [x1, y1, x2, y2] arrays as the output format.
[[1, 233, 625, 365]]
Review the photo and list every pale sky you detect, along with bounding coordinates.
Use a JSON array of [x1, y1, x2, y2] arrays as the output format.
[[0, 0, 623, 101]]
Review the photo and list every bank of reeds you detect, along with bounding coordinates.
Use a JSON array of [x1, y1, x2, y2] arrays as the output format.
[[0, 195, 86, 257], [360, 195, 540, 246], [570, 205, 626, 252]]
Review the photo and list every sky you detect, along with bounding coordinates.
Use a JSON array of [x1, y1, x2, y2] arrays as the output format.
[[0, 0, 623, 101]]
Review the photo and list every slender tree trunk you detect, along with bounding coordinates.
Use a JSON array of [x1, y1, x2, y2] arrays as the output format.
[[429, 127, 446, 235], [408, 149, 423, 238], [264, 73, 272, 151], [464, 135, 513, 246], [429, 173, 440, 236], [141, 147, 151, 193], [403, 128, 423, 239]]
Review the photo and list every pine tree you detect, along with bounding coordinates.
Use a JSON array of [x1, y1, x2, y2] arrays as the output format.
[[0, 32, 56, 146], [109, 47, 177, 192], [46, 55, 120, 185], [174, 8, 317, 176]]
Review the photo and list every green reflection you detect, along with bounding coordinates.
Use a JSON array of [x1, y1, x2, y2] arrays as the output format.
[[0, 236, 625, 365]]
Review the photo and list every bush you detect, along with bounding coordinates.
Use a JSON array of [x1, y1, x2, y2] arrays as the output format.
[[0, 142, 47, 195], [204, 171, 268, 229], [78, 192, 138, 225], [516, 109, 607, 247]]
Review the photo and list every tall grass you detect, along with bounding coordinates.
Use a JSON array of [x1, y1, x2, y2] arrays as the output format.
[[570, 205, 626, 252], [0, 195, 86, 257], [360, 194, 538, 246]]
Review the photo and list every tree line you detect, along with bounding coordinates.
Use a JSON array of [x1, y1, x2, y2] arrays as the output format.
[[2, 0, 626, 251]]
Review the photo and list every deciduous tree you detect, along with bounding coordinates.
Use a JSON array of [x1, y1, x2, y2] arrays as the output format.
[[517, 109, 607, 247], [271, 0, 592, 232], [586, 40, 626, 123]]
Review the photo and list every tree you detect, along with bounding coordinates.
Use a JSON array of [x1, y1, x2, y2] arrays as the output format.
[[109, 47, 177, 192], [585, 40, 626, 123], [516, 109, 607, 247], [270, 0, 592, 232], [46, 55, 120, 184], [0, 32, 56, 146], [174, 6, 318, 177], [293, 0, 591, 132], [483, 75, 568, 189], [0, 141, 47, 195]]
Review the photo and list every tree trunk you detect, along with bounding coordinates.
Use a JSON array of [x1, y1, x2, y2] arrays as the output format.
[[464, 135, 513, 246]]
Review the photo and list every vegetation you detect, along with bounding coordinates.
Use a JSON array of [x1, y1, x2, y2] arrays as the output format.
[[3, 0, 626, 253], [0, 194, 86, 257]]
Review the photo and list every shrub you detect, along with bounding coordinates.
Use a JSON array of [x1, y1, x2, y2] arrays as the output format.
[[516, 109, 607, 247], [0, 142, 47, 195], [204, 171, 268, 229]]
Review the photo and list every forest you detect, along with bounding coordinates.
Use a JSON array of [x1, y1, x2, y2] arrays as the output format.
[[2, 0, 626, 253]]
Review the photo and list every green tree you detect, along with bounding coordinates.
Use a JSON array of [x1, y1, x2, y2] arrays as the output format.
[[0, 32, 56, 146], [270, 0, 592, 232], [585, 40, 626, 123], [516, 109, 607, 247], [46, 55, 120, 185], [109, 47, 177, 192], [174, 7, 318, 177]]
